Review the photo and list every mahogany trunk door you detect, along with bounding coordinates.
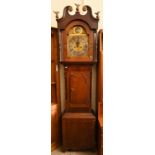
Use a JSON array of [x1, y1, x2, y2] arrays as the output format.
[[64, 65, 92, 112]]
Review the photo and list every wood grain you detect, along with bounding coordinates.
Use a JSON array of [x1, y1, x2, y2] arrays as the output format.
[[64, 65, 92, 112], [51, 104, 59, 151], [62, 113, 96, 151], [97, 29, 103, 155], [51, 27, 61, 151]]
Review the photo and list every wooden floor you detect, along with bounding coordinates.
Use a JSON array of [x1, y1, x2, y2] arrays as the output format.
[[51, 147, 97, 155]]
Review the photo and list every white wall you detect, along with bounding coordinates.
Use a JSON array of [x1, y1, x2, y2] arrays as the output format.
[[51, 0, 103, 29], [84, 0, 103, 29]]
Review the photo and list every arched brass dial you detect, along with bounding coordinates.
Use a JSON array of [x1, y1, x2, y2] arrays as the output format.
[[67, 26, 88, 57]]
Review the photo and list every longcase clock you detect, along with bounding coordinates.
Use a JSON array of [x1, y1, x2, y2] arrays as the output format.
[[54, 4, 99, 151]]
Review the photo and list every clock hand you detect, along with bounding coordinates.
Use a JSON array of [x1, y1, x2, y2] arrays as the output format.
[[76, 37, 80, 47]]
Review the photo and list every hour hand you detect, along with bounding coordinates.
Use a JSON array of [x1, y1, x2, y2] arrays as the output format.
[[76, 37, 80, 47]]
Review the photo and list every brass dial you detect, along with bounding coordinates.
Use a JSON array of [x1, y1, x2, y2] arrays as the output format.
[[67, 26, 88, 57]]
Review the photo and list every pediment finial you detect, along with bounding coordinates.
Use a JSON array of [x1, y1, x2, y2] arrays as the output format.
[[53, 11, 59, 19], [95, 11, 100, 19], [74, 3, 80, 12]]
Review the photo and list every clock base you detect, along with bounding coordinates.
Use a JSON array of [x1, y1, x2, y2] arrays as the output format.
[[62, 112, 96, 151]]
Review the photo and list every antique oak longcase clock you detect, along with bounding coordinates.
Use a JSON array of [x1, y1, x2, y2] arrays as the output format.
[[54, 4, 99, 151]]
